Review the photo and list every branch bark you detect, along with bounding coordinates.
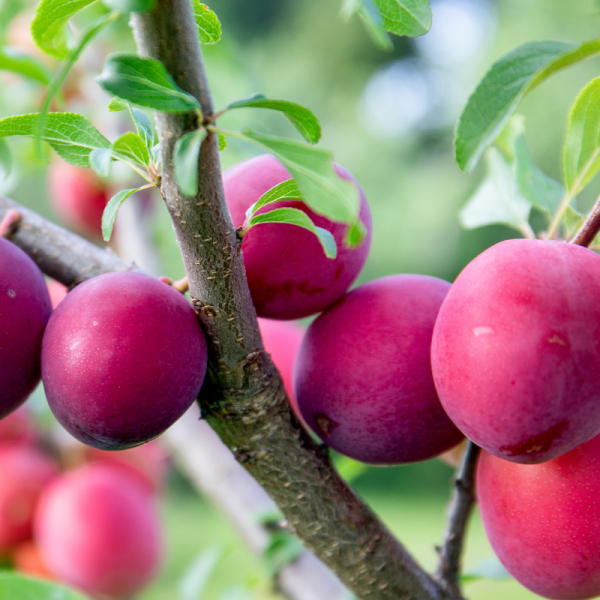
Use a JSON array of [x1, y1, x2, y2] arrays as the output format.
[[436, 442, 480, 600], [119, 2, 448, 598]]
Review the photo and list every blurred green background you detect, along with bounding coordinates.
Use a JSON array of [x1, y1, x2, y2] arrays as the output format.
[[3, 0, 600, 598]]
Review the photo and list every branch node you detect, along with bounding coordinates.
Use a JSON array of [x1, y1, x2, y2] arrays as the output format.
[[0, 209, 21, 238]]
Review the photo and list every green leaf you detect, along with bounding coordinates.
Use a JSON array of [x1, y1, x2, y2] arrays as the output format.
[[103, 0, 155, 11], [179, 545, 223, 600], [227, 129, 360, 225], [129, 107, 154, 148], [563, 205, 586, 240], [218, 132, 227, 151], [108, 96, 128, 111], [462, 556, 511, 583], [226, 94, 321, 144], [248, 207, 337, 259], [89, 147, 112, 178], [247, 179, 303, 219], [31, 0, 97, 59], [456, 39, 600, 174], [459, 148, 532, 236], [112, 131, 150, 166], [371, 0, 431, 38], [102, 186, 143, 241], [564, 76, 600, 195], [193, 1, 221, 44], [346, 219, 368, 247], [35, 10, 120, 159], [0, 112, 110, 167], [263, 531, 303, 576], [0, 572, 90, 600], [0, 46, 51, 84], [173, 128, 207, 196], [0, 139, 11, 180], [108, 98, 155, 148], [514, 134, 564, 214], [96, 52, 201, 113]]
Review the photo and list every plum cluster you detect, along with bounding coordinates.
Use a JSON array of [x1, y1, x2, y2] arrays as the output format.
[[0, 408, 164, 598], [6, 154, 600, 600]]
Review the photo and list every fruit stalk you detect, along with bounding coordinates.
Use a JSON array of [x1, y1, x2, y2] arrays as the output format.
[[572, 194, 600, 247], [436, 442, 480, 600]]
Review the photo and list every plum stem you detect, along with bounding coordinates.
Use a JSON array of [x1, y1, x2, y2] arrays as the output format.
[[436, 441, 480, 599], [571, 194, 600, 247]]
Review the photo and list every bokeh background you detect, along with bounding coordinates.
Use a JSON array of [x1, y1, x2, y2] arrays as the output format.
[[2, 0, 600, 598]]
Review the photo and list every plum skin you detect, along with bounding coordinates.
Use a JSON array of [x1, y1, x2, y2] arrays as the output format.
[[223, 154, 372, 320], [478, 435, 600, 600], [0, 445, 58, 551], [41, 272, 208, 450], [48, 161, 108, 239], [35, 464, 162, 598], [258, 318, 304, 415], [0, 237, 52, 419], [432, 239, 600, 464], [294, 274, 463, 464]]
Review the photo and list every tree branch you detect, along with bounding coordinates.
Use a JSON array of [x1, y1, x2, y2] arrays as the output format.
[[436, 442, 480, 599], [0, 190, 442, 599], [572, 194, 600, 247], [119, 1, 448, 598]]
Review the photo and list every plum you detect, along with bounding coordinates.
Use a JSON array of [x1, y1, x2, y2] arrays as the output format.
[[0, 445, 58, 551], [258, 318, 304, 415], [0, 237, 52, 418], [48, 161, 108, 239], [478, 434, 600, 600], [432, 239, 600, 464], [35, 464, 162, 598], [86, 441, 168, 496], [223, 154, 372, 320], [41, 272, 208, 450], [294, 275, 463, 464]]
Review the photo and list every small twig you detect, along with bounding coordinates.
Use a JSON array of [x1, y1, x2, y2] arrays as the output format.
[[172, 276, 189, 293], [0, 209, 21, 238], [571, 194, 600, 247], [436, 441, 480, 599]]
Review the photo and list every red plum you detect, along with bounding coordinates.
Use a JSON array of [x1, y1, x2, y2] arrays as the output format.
[[0, 238, 52, 418], [432, 239, 600, 464], [41, 272, 208, 450], [294, 275, 463, 464], [223, 154, 372, 320]]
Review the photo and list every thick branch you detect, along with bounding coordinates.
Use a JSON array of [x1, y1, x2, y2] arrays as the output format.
[[572, 195, 600, 247], [436, 442, 480, 599], [127, 4, 443, 598]]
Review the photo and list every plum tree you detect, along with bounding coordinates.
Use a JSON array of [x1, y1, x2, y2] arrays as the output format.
[[257, 318, 304, 415], [294, 275, 463, 464], [0, 445, 58, 552], [41, 272, 208, 450], [48, 161, 108, 240], [223, 154, 373, 320], [432, 239, 600, 464], [477, 433, 600, 600], [35, 463, 162, 598], [0, 238, 52, 420]]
